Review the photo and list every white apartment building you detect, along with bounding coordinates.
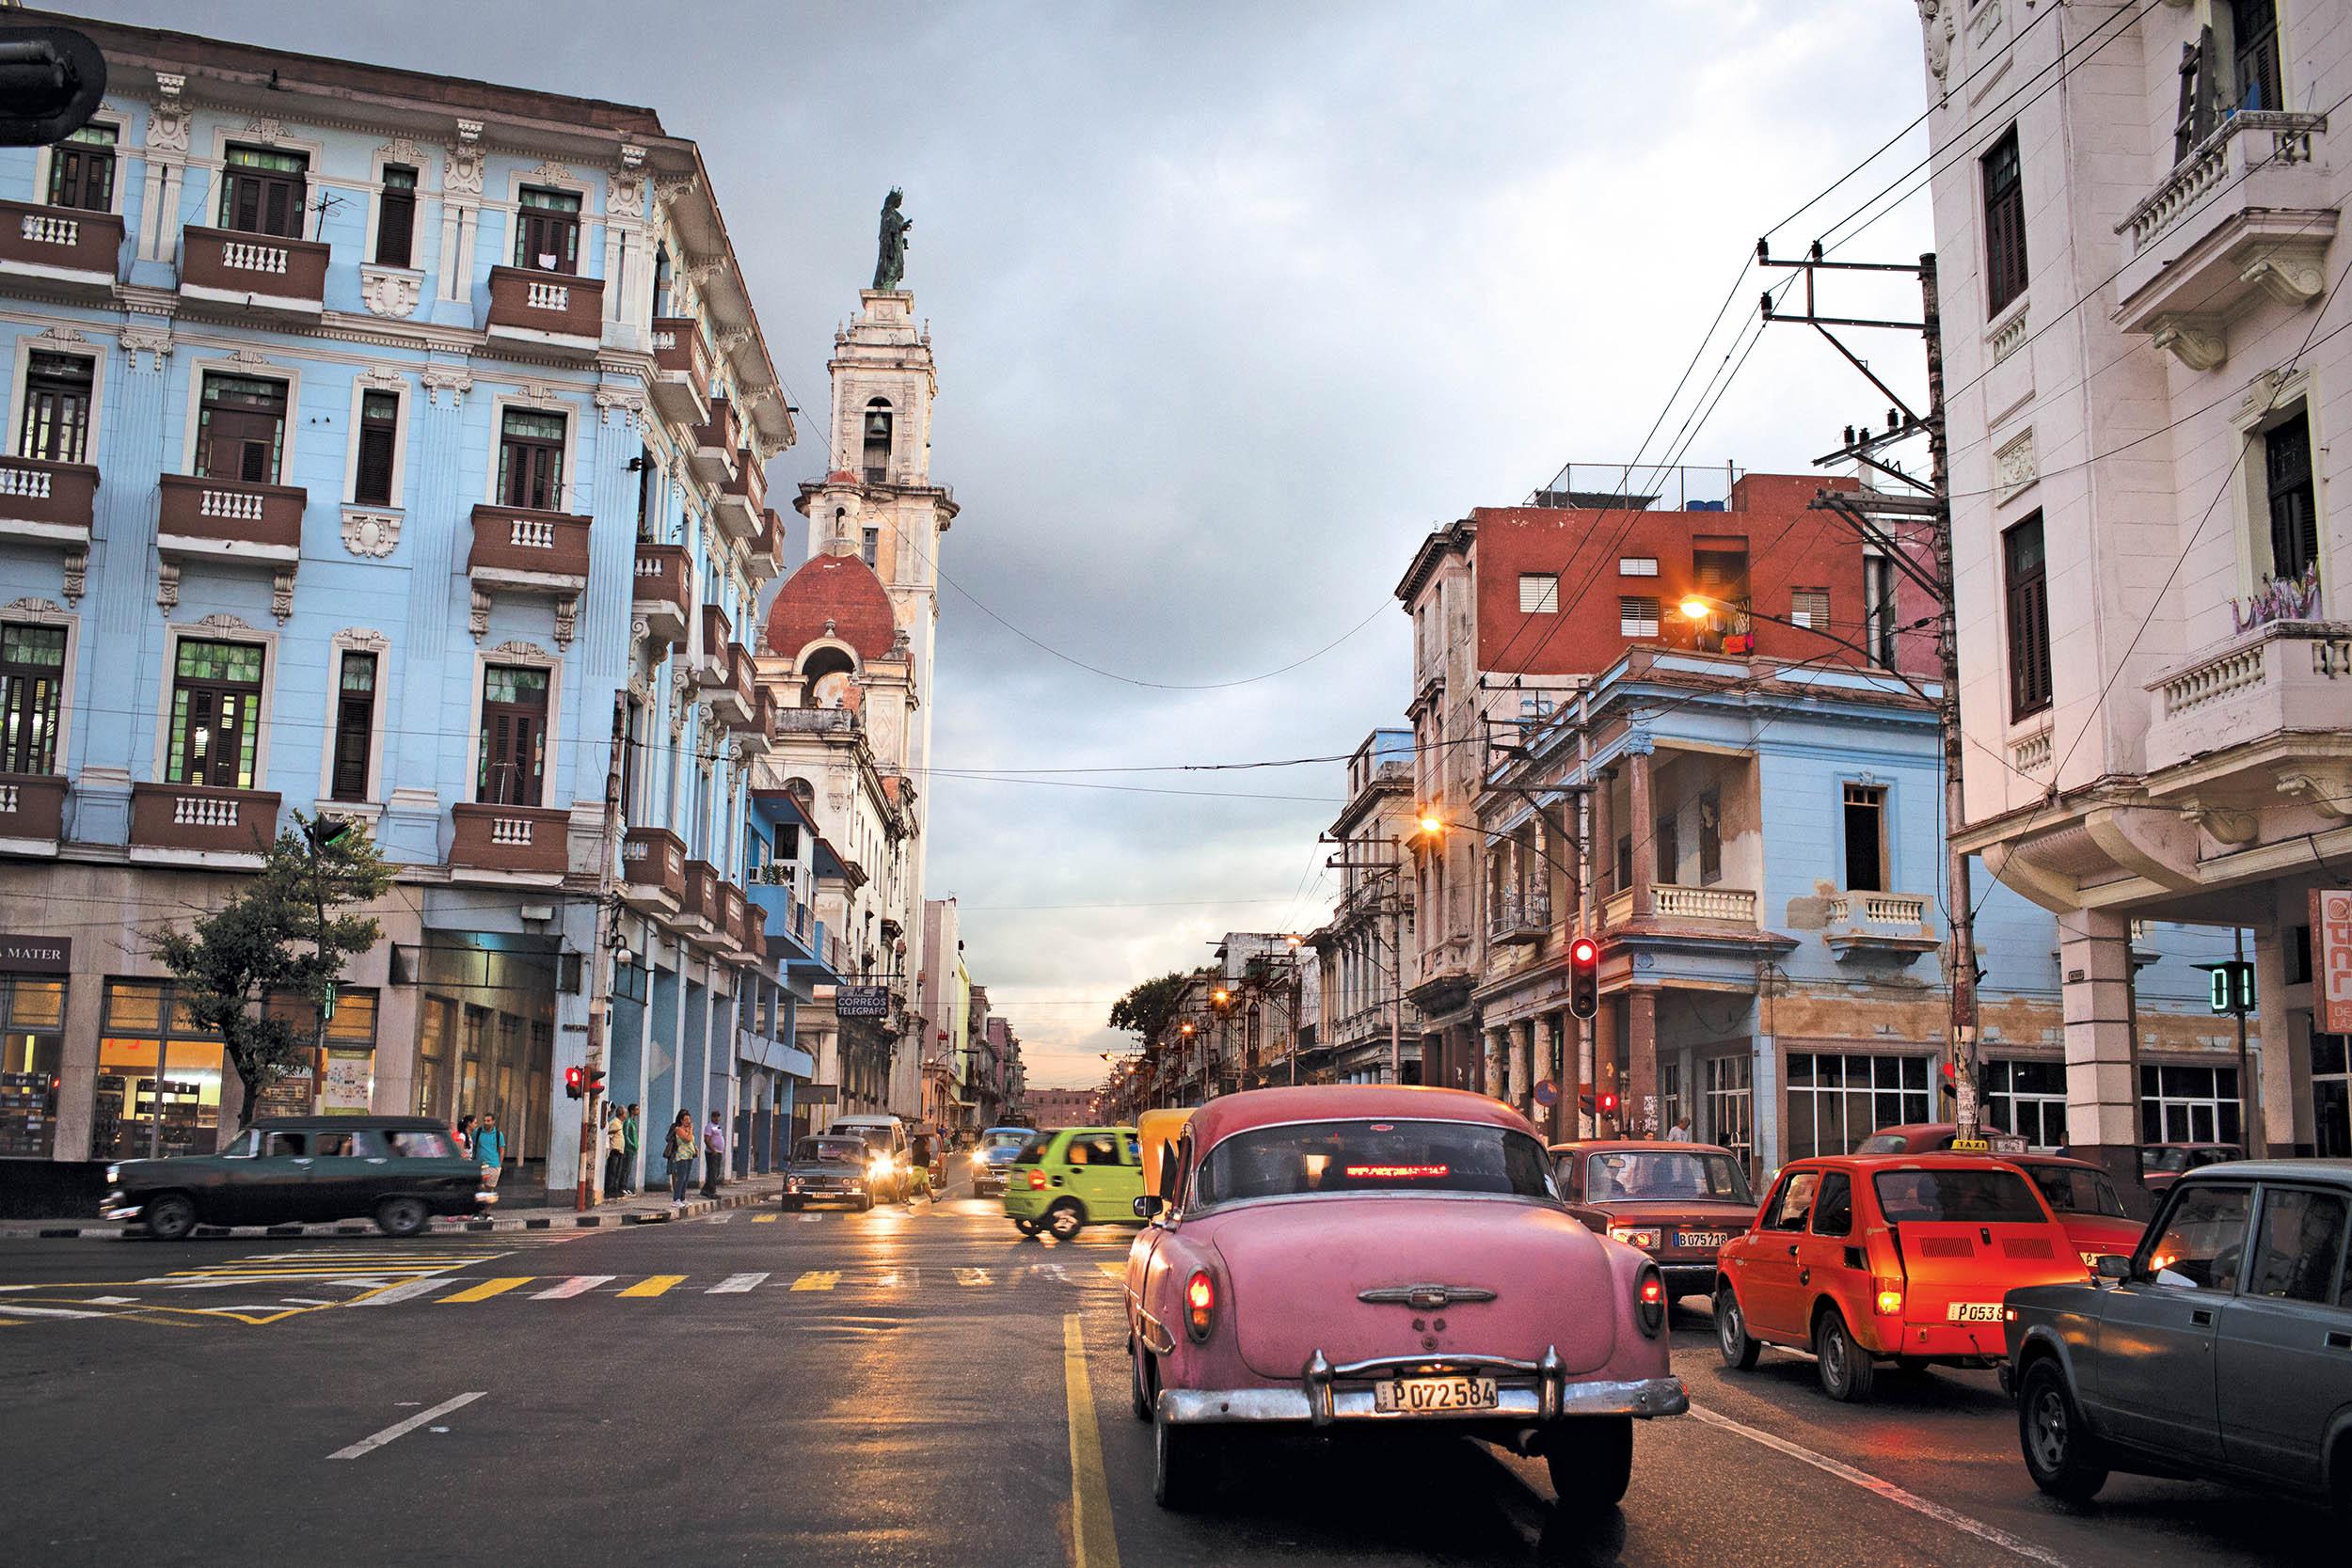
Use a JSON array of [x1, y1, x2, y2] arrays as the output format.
[[1919, 0, 2350, 1164]]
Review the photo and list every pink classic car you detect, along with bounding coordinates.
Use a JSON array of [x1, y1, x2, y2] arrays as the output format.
[[1123, 1085, 1686, 1511]]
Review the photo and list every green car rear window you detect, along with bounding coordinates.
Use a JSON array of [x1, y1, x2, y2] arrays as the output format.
[[1011, 1132, 1057, 1164]]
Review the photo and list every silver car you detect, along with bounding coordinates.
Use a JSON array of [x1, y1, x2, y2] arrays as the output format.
[[2000, 1158, 2352, 1514]]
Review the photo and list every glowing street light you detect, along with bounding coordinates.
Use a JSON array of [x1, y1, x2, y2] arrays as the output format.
[[1678, 595, 1712, 622], [1417, 813, 1443, 837]]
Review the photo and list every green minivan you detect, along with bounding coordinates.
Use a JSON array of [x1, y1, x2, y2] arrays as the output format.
[[1001, 1126, 1144, 1241]]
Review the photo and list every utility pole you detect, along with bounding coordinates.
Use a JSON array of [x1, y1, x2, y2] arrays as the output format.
[[579, 692, 627, 1211], [1760, 243, 1982, 1141]]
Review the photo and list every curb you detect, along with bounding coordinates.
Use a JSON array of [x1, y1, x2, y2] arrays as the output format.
[[1, 1184, 789, 1240]]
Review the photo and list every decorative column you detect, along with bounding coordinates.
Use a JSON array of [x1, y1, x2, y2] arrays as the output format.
[[1595, 995, 1622, 1133], [1591, 768, 1614, 906], [1626, 988, 1659, 1137], [1628, 734, 1657, 918], [1482, 1025, 1504, 1101], [2058, 909, 2140, 1193], [1507, 1018, 1532, 1116]]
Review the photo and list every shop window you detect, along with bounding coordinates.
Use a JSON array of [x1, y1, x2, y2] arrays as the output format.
[[497, 407, 565, 511], [260, 990, 380, 1117], [166, 638, 264, 790], [1982, 1058, 2068, 1149], [515, 186, 580, 274], [1842, 784, 1886, 893], [330, 650, 377, 802], [0, 976, 66, 1157], [46, 121, 116, 213], [1786, 1052, 1930, 1162], [218, 144, 309, 239], [354, 390, 399, 507], [195, 372, 289, 484], [2139, 1062, 2242, 1146], [94, 979, 229, 1161], [2003, 513, 2051, 718], [1, 622, 66, 775], [477, 663, 549, 806], [374, 164, 417, 267], [18, 351, 93, 464], [1981, 126, 2027, 316]]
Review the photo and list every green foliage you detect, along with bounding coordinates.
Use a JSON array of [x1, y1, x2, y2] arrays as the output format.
[[150, 812, 394, 1125], [1109, 971, 1190, 1043]]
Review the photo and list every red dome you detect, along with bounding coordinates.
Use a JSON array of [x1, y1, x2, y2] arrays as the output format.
[[765, 552, 898, 662]]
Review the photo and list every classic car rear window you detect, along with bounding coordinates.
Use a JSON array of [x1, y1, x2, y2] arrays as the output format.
[[2021, 1164, 2127, 1218], [1871, 1167, 2045, 1225], [979, 1130, 1029, 1150], [386, 1129, 457, 1158], [795, 1137, 866, 1164], [1191, 1119, 1555, 1206], [1585, 1150, 1752, 1204]]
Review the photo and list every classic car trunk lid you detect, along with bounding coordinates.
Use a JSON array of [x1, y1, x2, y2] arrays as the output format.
[[1203, 1197, 1620, 1380]]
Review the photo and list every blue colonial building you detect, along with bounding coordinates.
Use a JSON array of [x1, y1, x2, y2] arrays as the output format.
[[1470, 647, 2249, 1177], [0, 13, 807, 1201]]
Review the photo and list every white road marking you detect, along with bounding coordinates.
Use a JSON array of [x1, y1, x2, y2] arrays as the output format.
[[530, 1275, 613, 1300], [0, 1302, 104, 1319], [953, 1267, 990, 1287], [1687, 1405, 2072, 1568], [87, 1295, 139, 1305], [707, 1272, 768, 1293], [706, 1214, 733, 1226], [327, 1391, 485, 1460], [1029, 1263, 1072, 1285], [349, 1278, 454, 1307]]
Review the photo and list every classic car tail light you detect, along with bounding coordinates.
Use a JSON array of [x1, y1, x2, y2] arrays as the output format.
[[1636, 1266, 1665, 1337], [1184, 1270, 1216, 1342], [1875, 1284, 1904, 1316], [1027, 1169, 1047, 1191], [1608, 1226, 1662, 1250]]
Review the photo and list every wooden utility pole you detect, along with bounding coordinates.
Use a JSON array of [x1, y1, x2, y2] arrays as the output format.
[[1759, 243, 1982, 1141]]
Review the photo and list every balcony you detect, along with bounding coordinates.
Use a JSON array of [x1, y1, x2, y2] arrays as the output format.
[[619, 825, 687, 912], [1602, 882, 1759, 929], [773, 705, 859, 736], [2115, 113, 2334, 365], [689, 398, 739, 485], [482, 265, 604, 358], [692, 604, 732, 686], [720, 880, 750, 960], [0, 773, 67, 854], [714, 447, 765, 540], [735, 689, 776, 758], [0, 198, 123, 297], [680, 859, 723, 944], [468, 504, 591, 633], [1487, 886, 1552, 946], [632, 544, 691, 645], [155, 474, 304, 565], [128, 783, 281, 866], [1823, 890, 1938, 960], [649, 316, 711, 425], [448, 803, 569, 881], [749, 509, 787, 583], [707, 643, 756, 727], [2143, 620, 2352, 776], [0, 456, 97, 549], [178, 226, 329, 318]]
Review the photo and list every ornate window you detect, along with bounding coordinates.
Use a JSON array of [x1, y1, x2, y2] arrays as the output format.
[[218, 145, 309, 238], [165, 638, 264, 789]]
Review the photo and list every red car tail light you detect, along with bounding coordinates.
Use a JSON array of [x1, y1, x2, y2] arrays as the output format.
[[1184, 1270, 1216, 1342], [1636, 1265, 1665, 1337], [1873, 1275, 1905, 1316], [1026, 1169, 1047, 1191]]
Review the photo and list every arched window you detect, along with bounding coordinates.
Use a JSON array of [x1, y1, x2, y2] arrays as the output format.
[[801, 645, 856, 707], [863, 398, 893, 483]]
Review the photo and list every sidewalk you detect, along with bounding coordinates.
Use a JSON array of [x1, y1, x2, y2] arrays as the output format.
[[0, 1173, 791, 1241]]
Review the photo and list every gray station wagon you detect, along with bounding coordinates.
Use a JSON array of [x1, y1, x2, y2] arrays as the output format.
[[100, 1116, 494, 1239], [2000, 1158, 2352, 1515]]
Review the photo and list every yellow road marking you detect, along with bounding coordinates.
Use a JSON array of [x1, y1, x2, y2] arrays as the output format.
[[1062, 1313, 1120, 1568], [752, 1213, 779, 1224], [438, 1276, 532, 1304], [788, 1270, 840, 1291], [954, 1267, 990, 1287], [619, 1275, 686, 1298], [1098, 1263, 1125, 1281]]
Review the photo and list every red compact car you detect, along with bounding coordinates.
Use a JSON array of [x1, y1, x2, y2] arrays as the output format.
[[1714, 1153, 2092, 1401], [2004, 1153, 2144, 1269]]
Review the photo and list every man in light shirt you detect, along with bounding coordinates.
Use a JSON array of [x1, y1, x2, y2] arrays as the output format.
[[603, 1104, 627, 1199], [1665, 1117, 1693, 1143]]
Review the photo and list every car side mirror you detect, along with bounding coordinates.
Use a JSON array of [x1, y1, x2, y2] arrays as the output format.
[[1133, 1194, 1164, 1220], [2093, 1253, 2131, 1283]]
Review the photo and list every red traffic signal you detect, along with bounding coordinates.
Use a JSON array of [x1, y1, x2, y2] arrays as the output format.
[[1598, 1090, 1619, 1117], [564, 1066, 584, 1100], [1568, 937, 1599, 1021]]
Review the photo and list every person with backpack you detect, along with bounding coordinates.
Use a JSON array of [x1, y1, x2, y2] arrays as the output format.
[[472, 1113, 505, 1190], [664, 1111, 696, 1205]]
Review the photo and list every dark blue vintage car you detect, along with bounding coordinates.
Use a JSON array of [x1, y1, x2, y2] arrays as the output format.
[[101, 1116, 493, 1238]]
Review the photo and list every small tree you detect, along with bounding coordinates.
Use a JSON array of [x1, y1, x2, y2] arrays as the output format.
[[151, 812, 393, 1128], [1109, 971, 1191, 1045]]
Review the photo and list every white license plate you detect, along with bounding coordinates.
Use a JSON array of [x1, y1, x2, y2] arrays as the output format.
[[1677, 1231, 1730, 1249], [1373, 1375, 1500, 1415], [1946, 1302, 2003, 1323]]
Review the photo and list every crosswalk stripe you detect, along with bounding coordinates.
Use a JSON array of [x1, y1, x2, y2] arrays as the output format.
[[707, 1273, 768, 1294], [349, 1278, 453, 1307], [1029, 1263, 1071, 1285], [874, 1267, 919, 1290], [788, 1270, 840, 1291], [707, 1214, 733, 1225], [619, 1275, 685, 1298], [752, 1213, 779, 1224], [439, 1276, 532, 1303], [530, 1275, 614, 1300], [953, 1267, 990, 1287]]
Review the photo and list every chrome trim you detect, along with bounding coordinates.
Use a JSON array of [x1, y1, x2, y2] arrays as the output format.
[[1158, 1374, 1686, 1426], [1358, 1283, 1500, 1309]]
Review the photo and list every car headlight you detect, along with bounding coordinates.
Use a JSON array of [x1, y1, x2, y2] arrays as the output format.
[[105, 1164, 119, 1184], [786, 1179, 803, 1193]]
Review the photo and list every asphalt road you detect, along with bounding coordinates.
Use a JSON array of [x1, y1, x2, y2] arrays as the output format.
[[1, 1179, 2337, 1568]]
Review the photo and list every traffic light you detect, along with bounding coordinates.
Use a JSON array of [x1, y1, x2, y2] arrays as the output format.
[[1597, 1089, 1619, 1118], [564, 1065, 584, 1100], [586, 1068, 607, 1101], [1568, 937, 1599, 1020]]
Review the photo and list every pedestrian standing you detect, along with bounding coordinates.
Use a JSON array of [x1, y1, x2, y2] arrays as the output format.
[[473, 1113, 505, 1190], [602, 1102, 626, 1199], [454, 1114, 475, 1159], [623, 1103, 641, 1195], [1666, 1117, 1693, 1143], [664, 1111, 695, 1205], [702, 1112, 726, 1196]]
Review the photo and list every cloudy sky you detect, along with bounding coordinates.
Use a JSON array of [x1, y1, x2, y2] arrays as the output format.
[[87, 0, 1937, 1089]]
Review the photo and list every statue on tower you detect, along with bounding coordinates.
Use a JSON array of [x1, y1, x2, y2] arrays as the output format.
[[871, 188, 911, 292]]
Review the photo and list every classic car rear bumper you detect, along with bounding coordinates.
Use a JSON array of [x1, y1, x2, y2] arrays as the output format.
[[1159, 1349, 1686, 1427]]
